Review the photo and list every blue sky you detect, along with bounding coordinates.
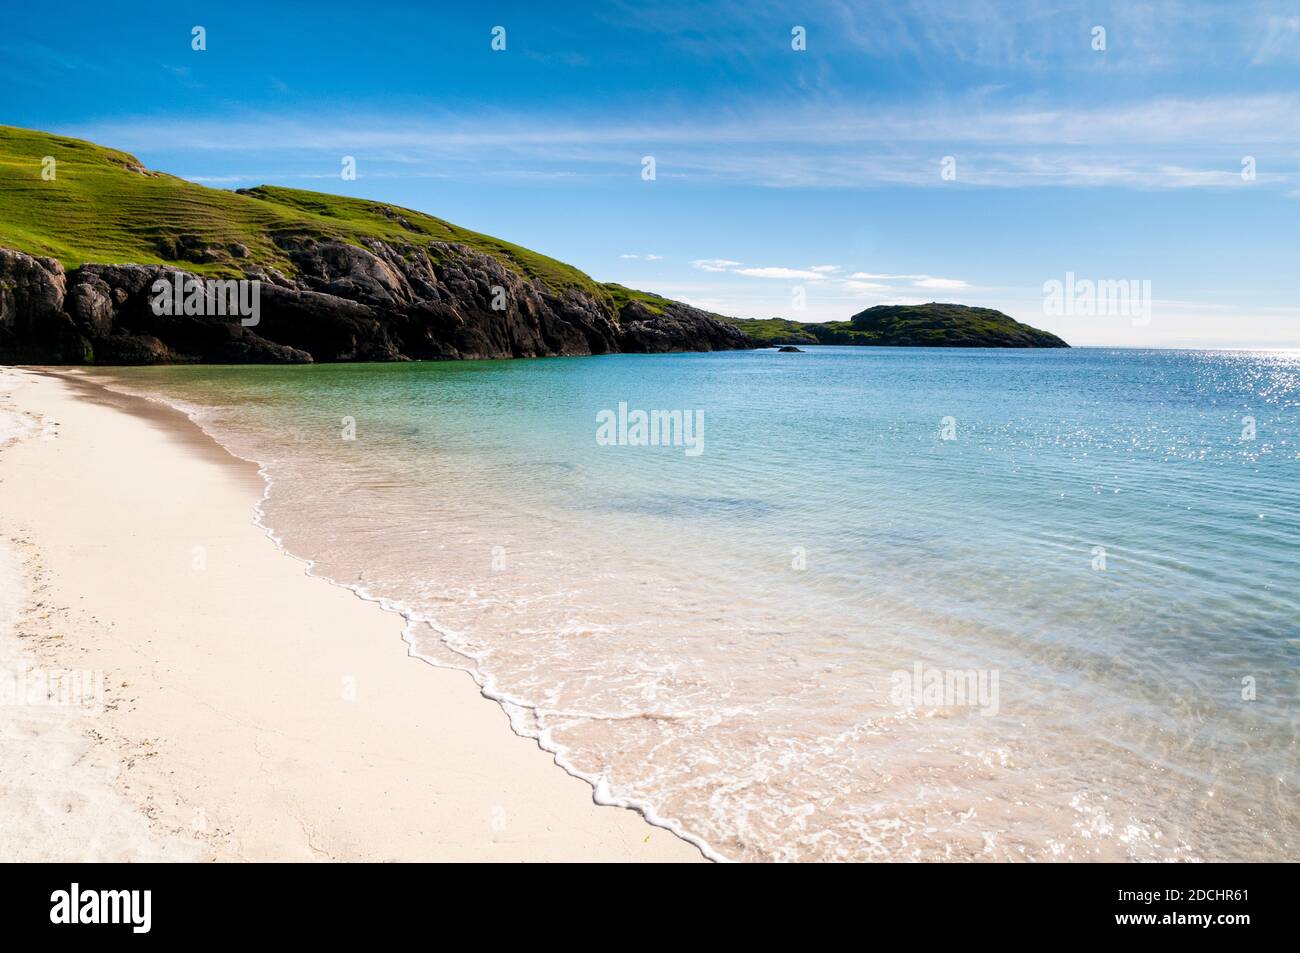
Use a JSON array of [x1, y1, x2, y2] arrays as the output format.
[[4, 0, 1300, 347]]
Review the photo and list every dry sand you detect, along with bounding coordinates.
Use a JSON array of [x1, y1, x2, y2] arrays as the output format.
[[0, 367, 701, 862]]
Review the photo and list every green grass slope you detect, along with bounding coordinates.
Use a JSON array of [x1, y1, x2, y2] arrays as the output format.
[[603, 282, 672, 316], [726, 317, 821, 345], [732, 303, 1068, 348], [0, 125, 608, 301], [1, 126, 1064, 348]]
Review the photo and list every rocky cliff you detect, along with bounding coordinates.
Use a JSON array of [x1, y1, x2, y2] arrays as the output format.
[[0, 238, 752, 365], [0, 125, 752, 365]]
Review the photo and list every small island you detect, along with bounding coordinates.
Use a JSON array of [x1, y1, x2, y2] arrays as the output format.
[[729, 303, 1069, 349]]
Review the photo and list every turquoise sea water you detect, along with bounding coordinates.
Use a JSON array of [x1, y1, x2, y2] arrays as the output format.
[[98, 347, 1299, 861]]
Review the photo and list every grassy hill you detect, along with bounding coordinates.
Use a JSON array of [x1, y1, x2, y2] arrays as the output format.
[[731, 303, 1068, 348], [1, 126, 1065, 351], [0, 125, 617, 304]]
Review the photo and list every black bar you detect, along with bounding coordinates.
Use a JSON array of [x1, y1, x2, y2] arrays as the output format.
[[2, 862, 1287, 940]]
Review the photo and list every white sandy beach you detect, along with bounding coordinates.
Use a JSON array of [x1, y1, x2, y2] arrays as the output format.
[[0, 367, 700, 862]]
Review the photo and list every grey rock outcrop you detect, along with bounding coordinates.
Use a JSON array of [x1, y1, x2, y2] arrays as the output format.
[[0, 238, 753, 364]]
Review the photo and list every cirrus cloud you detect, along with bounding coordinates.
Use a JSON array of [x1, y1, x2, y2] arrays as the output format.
[[913, 277, 970, 289], [690, 258, 971, 298], [734, 266, 834, 280]]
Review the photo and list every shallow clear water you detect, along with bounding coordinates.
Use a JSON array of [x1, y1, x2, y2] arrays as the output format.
[[96, 347, 1300, 861]]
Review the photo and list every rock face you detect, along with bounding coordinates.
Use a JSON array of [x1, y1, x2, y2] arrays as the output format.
[[0, 249, 86, 363], [0, 238, 753, 364], [615, 299, 757, 355]]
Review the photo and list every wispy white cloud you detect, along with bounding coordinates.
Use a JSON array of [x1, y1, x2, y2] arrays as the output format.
[[1251, 15, 1300, 64], [734, 266, 834, 280], [691, 259, 970, 301], [78, 94, 1300, 149], [913, 277, 969, 289], [68, 91, 1300, 192], [851, 272, 967, 288], [605, 0, 1285, 77]]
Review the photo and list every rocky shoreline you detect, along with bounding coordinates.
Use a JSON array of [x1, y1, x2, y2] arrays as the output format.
[[0, 238, 753, 365]]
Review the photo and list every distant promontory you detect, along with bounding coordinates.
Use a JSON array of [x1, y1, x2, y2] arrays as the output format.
[[728, 303, 1069, 349]]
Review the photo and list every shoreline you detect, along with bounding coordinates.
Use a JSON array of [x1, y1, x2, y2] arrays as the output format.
[[0, 366, 702, 862], [89, 367, 727, 861]]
